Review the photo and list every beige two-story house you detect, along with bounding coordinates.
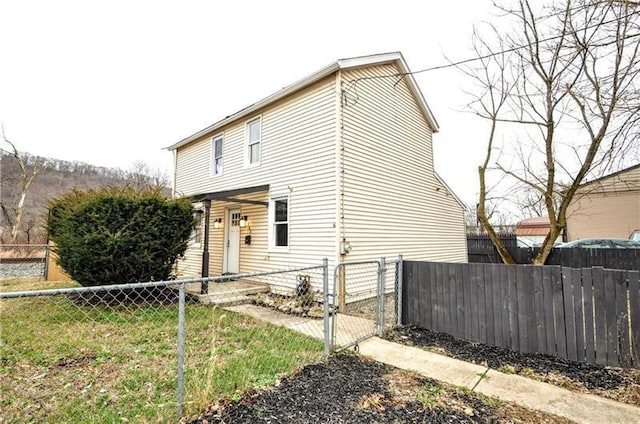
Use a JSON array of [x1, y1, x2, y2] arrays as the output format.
[[168, 52, 467, 294]]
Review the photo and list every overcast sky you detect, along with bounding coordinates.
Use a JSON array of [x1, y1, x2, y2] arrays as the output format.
[[1, 0, 497, 204]]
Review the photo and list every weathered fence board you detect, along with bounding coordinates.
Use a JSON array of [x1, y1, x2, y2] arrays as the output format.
[[604, 271, 618, 367], [592, 267, 607, 366], [571, 269, 584, 362], [552, 267, 568, 359], [463, 264, 472, 342], [630, 271, 640, 367], [507, 266, 519, 352], [533, 267, 546, 354], [541, 267, 556, 357], [499, 266, 510, 350], [563, 267, 578, 362], [402, 261, 639, 369], [614, 270, 630, 368], [448, 264, 459, 337], [582, 268, 595, 364], [470, 263, 481, 342]]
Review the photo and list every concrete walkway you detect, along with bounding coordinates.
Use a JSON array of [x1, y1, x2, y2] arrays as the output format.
[[358, 338, 640, 424], [226, 304, 640, 424]]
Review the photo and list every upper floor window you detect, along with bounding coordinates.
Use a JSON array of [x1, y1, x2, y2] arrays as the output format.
[[247, 117, 261, 165], [212, 135, 223, 175]]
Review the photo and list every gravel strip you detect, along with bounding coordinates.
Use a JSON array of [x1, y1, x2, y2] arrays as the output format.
[[184, 355, 570, 423], [0, 263, 45, 279], [386, 326, 640, 406]]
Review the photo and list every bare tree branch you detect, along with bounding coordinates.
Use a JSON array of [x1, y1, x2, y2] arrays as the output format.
[[1, 126, 41, 243], [460, 0, 640, 264]]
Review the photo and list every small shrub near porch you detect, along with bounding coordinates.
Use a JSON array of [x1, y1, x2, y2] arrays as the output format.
[[47, 186, 194, 287]]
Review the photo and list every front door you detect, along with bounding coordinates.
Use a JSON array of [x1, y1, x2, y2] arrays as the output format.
[[224, 209, 241, 274]]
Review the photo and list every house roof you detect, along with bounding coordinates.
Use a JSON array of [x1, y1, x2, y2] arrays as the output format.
[[517, 216, 551, 227], [515, 216, 551, 236], [166, 52, 439, 151], [577, 163, 640, 189]]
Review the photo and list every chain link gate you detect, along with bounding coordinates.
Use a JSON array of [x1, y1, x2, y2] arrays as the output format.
[[329, 256, 402, 351]]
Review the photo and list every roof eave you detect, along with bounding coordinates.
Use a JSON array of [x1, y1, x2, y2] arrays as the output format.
[[166, 61, 341, 151], [167, 52, 440, 151], [338, 52, 439, 132]]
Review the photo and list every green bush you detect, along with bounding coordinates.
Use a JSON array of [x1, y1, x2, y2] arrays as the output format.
[[47, 186, 194, 286]]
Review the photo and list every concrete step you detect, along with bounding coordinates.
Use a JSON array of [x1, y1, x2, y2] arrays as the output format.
[[201, 295, 255, 307]]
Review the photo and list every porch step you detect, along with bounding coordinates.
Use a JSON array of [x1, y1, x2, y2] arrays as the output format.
[[189, 280, 270, 306], [200, 295, 255, 307]]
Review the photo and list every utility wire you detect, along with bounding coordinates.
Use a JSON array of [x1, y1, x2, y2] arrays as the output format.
[[345, 8, 640, 85]]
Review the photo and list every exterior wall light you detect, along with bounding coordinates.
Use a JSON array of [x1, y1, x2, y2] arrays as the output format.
[[213, 218, 222, 229], [239, 216, 248, 228]]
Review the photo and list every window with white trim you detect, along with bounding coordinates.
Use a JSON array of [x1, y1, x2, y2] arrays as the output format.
[[270, 197, 288, 249], [247, 117, 261, 165], [212, 135, 223, 175]]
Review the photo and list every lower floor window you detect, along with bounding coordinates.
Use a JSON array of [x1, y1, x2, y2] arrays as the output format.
[[273, 198, 288, 248], [192, 211, 203, 246]]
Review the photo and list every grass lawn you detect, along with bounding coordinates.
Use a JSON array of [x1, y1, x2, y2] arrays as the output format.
[[0, 278, 324, 423]]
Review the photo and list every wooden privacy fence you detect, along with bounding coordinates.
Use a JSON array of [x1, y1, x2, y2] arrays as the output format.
[[467, 234, 640, 270], [402, 261, 640, 369]]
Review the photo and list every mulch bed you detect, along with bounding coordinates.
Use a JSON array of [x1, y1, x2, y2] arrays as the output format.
[[184, 355, 569, 423], [386, 326, 640, 406]]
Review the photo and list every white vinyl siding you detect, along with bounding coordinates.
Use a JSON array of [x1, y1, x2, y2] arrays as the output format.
[[340, 64, 467, 263], [174, 76, 337, 284], [173, 60, 468, 284]]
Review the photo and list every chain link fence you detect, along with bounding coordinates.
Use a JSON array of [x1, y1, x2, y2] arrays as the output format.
[[330, 256, 402, 351], [0, 244, 48, 280], [1, 263, 328, 422], [1, 255, 404, 421]]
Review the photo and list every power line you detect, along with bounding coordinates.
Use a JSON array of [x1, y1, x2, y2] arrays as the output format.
[[345, 8, 640, 85], [411, 9, 640, 75]]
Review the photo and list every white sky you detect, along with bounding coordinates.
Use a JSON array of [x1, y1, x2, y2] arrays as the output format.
[[0, 0, 497, 205]]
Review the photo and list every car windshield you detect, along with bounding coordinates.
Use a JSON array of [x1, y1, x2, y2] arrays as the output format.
[[613, 239, 640, 248], [576, 240, 611, 248]]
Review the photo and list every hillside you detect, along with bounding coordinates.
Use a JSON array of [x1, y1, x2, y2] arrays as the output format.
[[1, 151, 169, 244]]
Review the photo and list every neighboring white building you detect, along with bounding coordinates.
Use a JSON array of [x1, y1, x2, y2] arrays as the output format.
[[168, 52, 467, 296]]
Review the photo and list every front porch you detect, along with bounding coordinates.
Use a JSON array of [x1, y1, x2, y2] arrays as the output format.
[[190, 184, 270, 294]]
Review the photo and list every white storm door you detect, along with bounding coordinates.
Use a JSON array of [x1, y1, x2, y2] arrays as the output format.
[[224, 209, 241, 273]]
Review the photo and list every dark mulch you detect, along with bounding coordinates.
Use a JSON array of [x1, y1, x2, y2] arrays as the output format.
[[184, 355, 568, 423], [386, 326, 640, 406]]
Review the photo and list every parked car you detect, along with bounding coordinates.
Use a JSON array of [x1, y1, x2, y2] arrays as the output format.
[[532, 241, 564, 248], [556, 238, 640, 249], [516, 238, 535, 248], [630, 230, 640, 241]]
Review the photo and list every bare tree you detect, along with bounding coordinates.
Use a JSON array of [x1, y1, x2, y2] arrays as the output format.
[[1, 128, 41, 243], [462, 0, 640, 264], [512, 186, 563, 219], [126, 160, 171, 193]]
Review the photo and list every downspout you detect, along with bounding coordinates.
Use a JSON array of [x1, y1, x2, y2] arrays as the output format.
[[334, 70, 344, 265], [334, 70, 347, 312], [200, 199, 211, 294]]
